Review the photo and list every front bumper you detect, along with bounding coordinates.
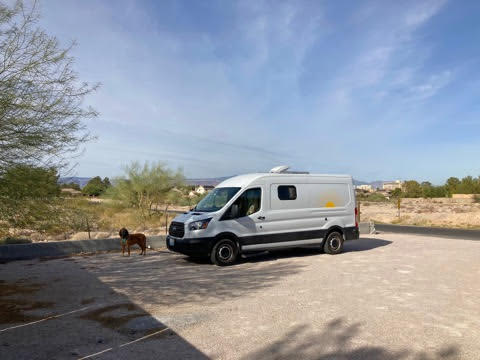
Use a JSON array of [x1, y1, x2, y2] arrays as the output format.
[[166, 235, 215, 257]]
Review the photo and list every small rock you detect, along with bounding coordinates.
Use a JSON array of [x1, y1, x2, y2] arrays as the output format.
[[96, 337, 104, 344], [70, 350, 79, 356]]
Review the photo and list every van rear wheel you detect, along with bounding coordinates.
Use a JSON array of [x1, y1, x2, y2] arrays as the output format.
[[324, 231, 344, 254], [211, 239, 238, 266]]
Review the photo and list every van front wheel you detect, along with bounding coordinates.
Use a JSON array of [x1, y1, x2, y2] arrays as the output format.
[[324, 231, 344, 254], [211, 239, 238, 266]]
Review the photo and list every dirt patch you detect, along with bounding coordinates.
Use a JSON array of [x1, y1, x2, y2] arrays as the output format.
[[79, 303, 166, 337], [80, 304, 147, 332], [0, 280, 54, 325]]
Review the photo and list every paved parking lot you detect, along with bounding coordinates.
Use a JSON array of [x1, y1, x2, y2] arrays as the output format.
[[0, 233, 479, 360]]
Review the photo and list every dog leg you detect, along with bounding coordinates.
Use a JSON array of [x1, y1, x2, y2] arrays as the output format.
[[128, 245, 130, 257]]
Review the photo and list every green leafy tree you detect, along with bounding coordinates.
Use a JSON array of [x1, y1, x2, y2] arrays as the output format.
[[445, 177, 460, 195], [107, 162, 185, 226], [82, 176, 109, 196], [390, 188, 403, 198], [403, 180, 423, 198], [103, 177, 112, 188], [0, 1, 98, 174], [457, 176, 475, 194], [0, 165, 60, 199], [421, 181, 447, 198], [431, 185, 447, 198], [0, 165, 61, 235], [421, 181, 433, 198]]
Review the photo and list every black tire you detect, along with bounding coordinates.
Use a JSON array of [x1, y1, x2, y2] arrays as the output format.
[[210, 239, 238, 266], [323, 231, 344, 255]]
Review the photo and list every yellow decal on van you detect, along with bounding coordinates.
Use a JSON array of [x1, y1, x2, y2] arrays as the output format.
[[325, 201, 335, 208]]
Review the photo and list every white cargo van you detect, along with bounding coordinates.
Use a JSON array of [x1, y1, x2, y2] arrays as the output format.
[[167, 166, 359, 265]]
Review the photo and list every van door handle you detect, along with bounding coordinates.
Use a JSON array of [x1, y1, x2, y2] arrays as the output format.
[[257, 216, 265, 220]]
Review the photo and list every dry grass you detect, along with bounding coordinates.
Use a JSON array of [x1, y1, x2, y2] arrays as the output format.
[[7, 199, 182, 242], [360, 198, 480, 229]]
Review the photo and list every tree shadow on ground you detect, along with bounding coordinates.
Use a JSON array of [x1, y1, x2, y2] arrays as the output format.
[[82, 237, 391, 307], [244, 317, 460, 360], [85, 251, 306, 307], [0, 257, 209, 360]]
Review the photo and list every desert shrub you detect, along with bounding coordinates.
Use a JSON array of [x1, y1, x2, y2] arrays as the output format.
[[391, 216, 410, 224], [357, 193, 387, 202]]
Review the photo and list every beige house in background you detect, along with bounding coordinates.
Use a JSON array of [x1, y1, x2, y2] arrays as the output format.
[[188, 185, 215, 198], [382, 180, 403, 191], [60, 188, 82, 197], [355, 184, 374, 192]]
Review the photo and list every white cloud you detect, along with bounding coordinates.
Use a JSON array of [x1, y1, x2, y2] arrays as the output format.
[[404, 0, 448, 28], [33, 0, 476, 183], [407, 70, 452, 101]]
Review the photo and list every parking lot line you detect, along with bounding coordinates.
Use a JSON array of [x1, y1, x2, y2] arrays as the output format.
[[118, 327, 170, 347], [0, 305, 96, 333], [77, 347, 113, 360], [77, 328, 170, 360]]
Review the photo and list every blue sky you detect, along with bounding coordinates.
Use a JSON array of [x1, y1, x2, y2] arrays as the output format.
[[38, 0, 480, 184]]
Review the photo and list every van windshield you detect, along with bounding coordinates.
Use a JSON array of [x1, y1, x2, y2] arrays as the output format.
[[194, 187, 240, 212]]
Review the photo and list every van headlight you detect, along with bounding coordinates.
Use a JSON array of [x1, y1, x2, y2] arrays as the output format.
[[189, 218, 212, 231]]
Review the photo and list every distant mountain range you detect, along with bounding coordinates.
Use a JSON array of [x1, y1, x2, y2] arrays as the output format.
[[59, 177, 92, 188], [185, 176, 234, 187]]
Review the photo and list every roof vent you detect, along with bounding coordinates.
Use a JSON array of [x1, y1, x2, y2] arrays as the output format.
[[269, 166, 310, 174], [270, 165, 290, 173]]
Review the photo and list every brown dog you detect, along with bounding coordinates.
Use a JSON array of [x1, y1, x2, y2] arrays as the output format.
[[119, 228, 147, 256]]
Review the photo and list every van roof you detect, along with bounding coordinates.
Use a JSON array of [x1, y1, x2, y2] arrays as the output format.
[[217, 173, 352, 188]]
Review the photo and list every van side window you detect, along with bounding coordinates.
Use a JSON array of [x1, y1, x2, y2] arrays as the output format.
[[278, 185, 297, 200], [225, 188, 261, 219]]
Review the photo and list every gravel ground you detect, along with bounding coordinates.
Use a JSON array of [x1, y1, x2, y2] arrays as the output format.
[[0, 233, 479, 360]]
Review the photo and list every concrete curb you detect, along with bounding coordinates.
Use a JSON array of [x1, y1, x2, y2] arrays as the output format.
[[359, 221, 375, 235], [1, 222, 375, 262], [0, 235, 167, 262], [374, 224, 480, 240]]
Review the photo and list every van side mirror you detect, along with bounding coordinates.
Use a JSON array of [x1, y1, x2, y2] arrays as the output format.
[[230, 204, 239, 219]]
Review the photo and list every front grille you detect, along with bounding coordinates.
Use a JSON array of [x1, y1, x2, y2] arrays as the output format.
[[169, 221, 185, 238]]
